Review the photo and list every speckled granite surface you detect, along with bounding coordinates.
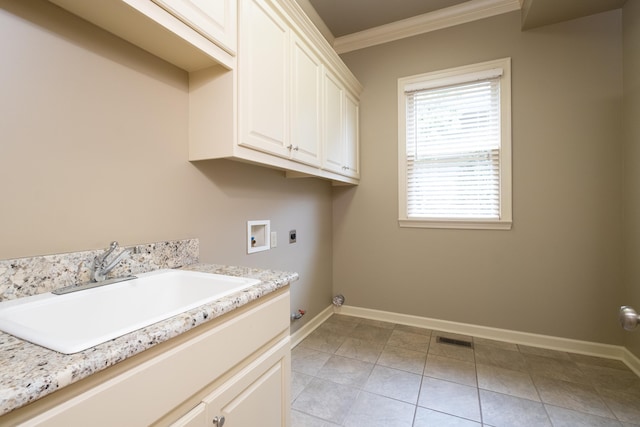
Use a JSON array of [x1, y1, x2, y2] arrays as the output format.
[[0, 239, 199, 301], [0, 263, 298, 416]]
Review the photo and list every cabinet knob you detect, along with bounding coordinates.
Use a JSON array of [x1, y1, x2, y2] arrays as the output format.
[[286, 144, 293, 150], [293, 146, 299, 151], [213, 415, 225, 426]]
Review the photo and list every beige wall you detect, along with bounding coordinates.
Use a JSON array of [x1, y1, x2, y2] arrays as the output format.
[[623, 0, 640, 358], [0, 0, 333, 332], [337, 10, 625, 344]]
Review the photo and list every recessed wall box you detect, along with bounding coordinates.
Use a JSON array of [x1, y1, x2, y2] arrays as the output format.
[[247, 220, 270, 254]]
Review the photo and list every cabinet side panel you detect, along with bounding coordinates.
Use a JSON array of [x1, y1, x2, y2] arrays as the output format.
[[189, 65, 236, 160]]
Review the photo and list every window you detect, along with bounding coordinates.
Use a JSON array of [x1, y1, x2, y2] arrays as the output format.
[[398, 58, 512, 230]]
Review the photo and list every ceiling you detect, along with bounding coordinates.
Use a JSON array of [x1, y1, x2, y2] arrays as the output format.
[[300, 0, 626, 52], [307, 0, 469, 37]]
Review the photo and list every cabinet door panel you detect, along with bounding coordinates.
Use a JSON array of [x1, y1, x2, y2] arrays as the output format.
[[240, 0, 290, 158], [170, 403, 206, 426], [290, 34, 322, 167], [204, 338, 290, 427], [344, 92, 360, 178], [322, 70, 344, 174]]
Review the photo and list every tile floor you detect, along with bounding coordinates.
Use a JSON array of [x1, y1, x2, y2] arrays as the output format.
[[291, 314, 640, 427]]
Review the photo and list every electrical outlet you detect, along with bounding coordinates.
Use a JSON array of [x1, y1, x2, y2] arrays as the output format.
[[271, 231, 277, 248], [289, 230, 297, 244]]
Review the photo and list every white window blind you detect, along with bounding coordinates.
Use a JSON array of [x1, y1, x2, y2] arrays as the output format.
[[405, 76, 501, 219]]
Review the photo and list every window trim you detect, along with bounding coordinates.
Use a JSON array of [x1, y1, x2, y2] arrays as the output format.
[[398, 58, 512, 230]]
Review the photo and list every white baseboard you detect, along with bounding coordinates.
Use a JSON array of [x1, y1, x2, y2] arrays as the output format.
[[290, 304, 334, 348], [335, 305, 640, 377]]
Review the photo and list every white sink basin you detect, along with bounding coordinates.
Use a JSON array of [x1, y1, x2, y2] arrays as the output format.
[[0, 269, 261, 354]]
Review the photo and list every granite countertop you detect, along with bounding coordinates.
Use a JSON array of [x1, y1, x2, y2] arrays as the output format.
[[0, 264, 298, 416]]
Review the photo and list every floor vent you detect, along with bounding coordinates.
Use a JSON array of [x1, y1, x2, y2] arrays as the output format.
[[436, 336, 474, 349]]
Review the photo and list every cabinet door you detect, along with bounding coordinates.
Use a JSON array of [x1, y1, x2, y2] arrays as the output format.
[[344, 91, 360, 178], [239, 0, 290, 158], [170, 403, 207, 426], [290, 33, 322, 167], [204, 338, 290, 427], [153, 0, 237, 53], [322, 69, 345, 174]]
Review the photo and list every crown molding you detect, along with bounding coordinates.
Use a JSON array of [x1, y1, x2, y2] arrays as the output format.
[[333, 0, 521, 54]]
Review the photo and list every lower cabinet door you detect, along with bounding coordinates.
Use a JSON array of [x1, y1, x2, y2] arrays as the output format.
[[204, 337, 290, 427], [170, 403, 207, 426]]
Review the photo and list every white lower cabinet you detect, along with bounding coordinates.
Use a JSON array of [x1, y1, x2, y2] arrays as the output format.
[[172, 337, 290, 427], [204, 339, 289, 426], [10, 289, 291, 427], [171, 404, 207, 427]]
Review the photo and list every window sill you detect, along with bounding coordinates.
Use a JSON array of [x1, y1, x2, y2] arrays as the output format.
[[398, 218, 512, 230]]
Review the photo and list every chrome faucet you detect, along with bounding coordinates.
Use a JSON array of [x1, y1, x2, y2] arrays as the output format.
[[92, 241, 131, 282]]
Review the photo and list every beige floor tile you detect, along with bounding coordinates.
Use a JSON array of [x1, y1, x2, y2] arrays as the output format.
[[533, 375, 615, 419], [343, 391, 415, 427], [474, 343, 527, 372], [473, 337, 518, 351], [299, 328, 347, 353], [348, 323, 394, 344], [522, 353, 589, 384], [315, 355, 374, 388], [418, 377, 481, 422], [291, 371, 313, 402], [580, 363, 640, 397], [479, 389, 552, 427], [358, 318, 397, 329], [424, 354, 477, 387], [291, 346, 331, 376], [395, 324, 433, 337], [545, 405, 623, 427], [599, 387, 640, 424], [569, 353, 631, 371], [291, 409, 341, 427], [291, 377, 360, 425], [377, 345, 427, 374], [518, 344, 571, 361], [325, 314, 362, 326], [413, 407, 481, 427], [476, 363, 539, 401], [363, 365, 422, 404], [335, 337, 385, 363], [316, 319, 359, 337], [387, 329, 430, 352]]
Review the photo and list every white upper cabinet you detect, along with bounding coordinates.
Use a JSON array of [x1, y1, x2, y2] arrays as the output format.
[[322, 68, 360, 179], [290, 33, 322, 167], [153, 0, 237, 54], [344, 91, 360, 178], [239, 0, 290, 158], [51, 0, 362, 184], [238, 0, 323, 169], [322, 69, 345, 175]]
